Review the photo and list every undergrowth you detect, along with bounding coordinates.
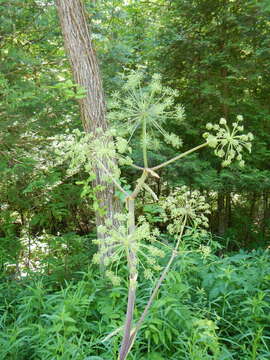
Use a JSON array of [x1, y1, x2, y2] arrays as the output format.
[[0, 247, 269, 360]]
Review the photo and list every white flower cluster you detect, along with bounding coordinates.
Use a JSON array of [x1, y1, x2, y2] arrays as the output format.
[[203, 115, 253, 167], [92, 213, 165, 283], [52, 128, 134, 180], [160, 186, 211, 237], [107, 71, 185, 150]]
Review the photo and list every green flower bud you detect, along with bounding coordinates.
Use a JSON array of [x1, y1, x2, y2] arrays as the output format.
[[237, 115, 243, 121], [236, 154, 242, 161], [203, 132, 209, 139], [216, 149, 225, 157], [219, 118, 227, 125], [222, 160, 231, 167], [207, 135, 218, 148]]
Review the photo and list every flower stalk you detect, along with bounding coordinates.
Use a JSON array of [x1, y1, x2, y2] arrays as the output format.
[[119, 198, 137, 360]]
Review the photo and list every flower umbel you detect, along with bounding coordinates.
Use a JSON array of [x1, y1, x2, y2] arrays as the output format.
[[160, 186, 211, 237], [107, 71, 185, 150], [93, 213, 165, 283], [203, 115, 253, 167]]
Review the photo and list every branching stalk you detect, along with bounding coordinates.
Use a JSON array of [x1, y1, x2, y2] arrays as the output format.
[[119, 170, 149, 360], [125, 216, 187, 357], [142, 118, 148, 168], [130, 170, 148, 199], [130, 143, 208, 173], [151, 142, 208, 171], [118, 197, 137, 360], [98, 161, 129, 196]]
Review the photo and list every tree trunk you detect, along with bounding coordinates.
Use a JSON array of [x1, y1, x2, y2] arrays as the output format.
[[56, 0, 121, 241], [245, 192, 257, 243], [217, 192, 226, 236], [225, 192, 231, 228], [261, 191, 269, 239]]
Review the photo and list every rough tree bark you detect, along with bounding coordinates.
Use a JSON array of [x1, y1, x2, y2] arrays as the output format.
[[56, 0, 121, 239]]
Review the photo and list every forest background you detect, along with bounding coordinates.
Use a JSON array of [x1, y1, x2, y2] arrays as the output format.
[[0, 1, 270, 359]]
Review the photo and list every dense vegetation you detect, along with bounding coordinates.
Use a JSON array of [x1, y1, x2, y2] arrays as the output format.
[[1, 250, 269, 359], [0, 1, 269, 359]]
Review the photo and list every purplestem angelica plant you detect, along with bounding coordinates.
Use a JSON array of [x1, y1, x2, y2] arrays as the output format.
[[58, 71, 253, 360]]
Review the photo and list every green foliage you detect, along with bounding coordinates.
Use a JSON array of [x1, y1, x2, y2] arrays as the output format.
[[0, 248, 269, 359]]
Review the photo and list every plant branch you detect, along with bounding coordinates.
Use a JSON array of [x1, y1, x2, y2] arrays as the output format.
[[119, 198, 137, 360], [130, 170, 148, 199], [101, 325, 124, 343], [142, 118, 148, 168], [126, 216, 187, 354], [151, 143, 208, 171], [129, 162, 144, 171], [98, 161, 129, 196]]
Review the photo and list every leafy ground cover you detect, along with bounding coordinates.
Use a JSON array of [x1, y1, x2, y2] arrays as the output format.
[[1, 245, 269, 360]]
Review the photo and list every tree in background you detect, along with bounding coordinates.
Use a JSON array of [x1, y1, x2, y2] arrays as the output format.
[[56, 0, 121, 243], [154, 0, 270, 246]]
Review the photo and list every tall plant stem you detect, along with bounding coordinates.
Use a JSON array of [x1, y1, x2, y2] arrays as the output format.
[[119, 170, 148, 360], [142, 118, 148, 168], [118, 198, 137, 360], [125, 217, 187, 356]]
